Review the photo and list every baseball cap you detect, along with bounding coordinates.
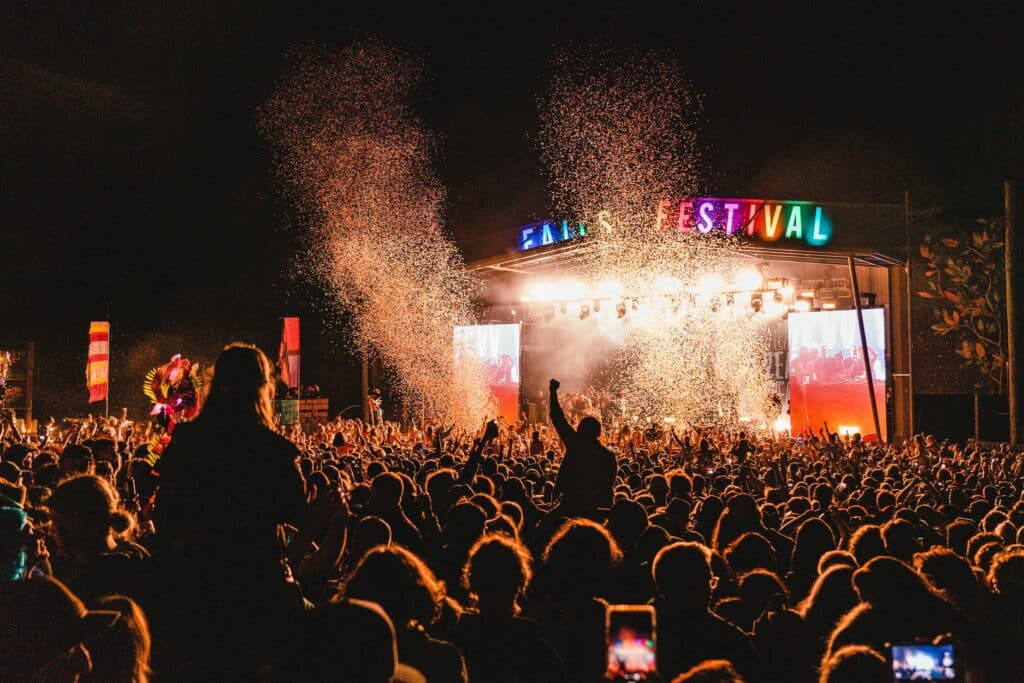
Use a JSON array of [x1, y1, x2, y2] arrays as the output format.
[[276, 598, 424, 683], [0, 576, 120, 678]]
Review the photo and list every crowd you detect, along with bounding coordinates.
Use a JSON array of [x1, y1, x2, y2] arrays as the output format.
[[3, 342, 1024, 681]]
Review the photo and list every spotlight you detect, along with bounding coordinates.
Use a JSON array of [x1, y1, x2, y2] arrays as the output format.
[[822, 301, 837, 310], [751, 295, 763, 313], [579, 304, 590, 320], [773, 291, 783, 304], [725, 293, 735, 306], [793, 300, 811, 312], [616, 301, 627, 318], [800, 290, 815, 299], [593, 300, 601, 313]]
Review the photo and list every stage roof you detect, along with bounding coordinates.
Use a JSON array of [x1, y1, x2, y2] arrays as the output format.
[[467, 240, 904, 280]]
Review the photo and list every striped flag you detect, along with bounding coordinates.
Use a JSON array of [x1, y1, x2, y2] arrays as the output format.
[[87, 321, 110, 403], [277, 317, 300, 389]]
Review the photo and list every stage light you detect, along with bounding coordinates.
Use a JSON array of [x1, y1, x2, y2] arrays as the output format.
[[837, 425, 861, 437], [773, 291, 784, 304], [735, 268, 763, 291], [631, 298, 639, 310], [766, 278, 784, 290], [520, 295, 531, 303], [800, 290, 816, 299], [764, 300, 787, 317], [593, 300, 601, 313], [579, 304, 590, 320], [822, 301, 837, 310], [725, 293, 735, 306], [750, 295, 763, 313], [793, 300, 811, 312], [780, 285, 795, 299], [616, 301, 627, 318]]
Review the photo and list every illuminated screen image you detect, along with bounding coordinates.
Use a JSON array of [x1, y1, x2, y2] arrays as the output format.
[[454, 323, 521, 424], [890, 644, 956, 680], [788, 309, 886, 441], [606, 607, 657, 682]]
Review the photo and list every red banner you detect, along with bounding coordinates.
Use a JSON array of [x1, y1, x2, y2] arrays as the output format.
[[87, 321, 110, 403], [278, 317, 300, 389]]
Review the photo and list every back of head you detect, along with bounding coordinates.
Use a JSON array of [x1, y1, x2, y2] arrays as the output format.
[[344, 545, 442, 627], [279, 599, 408, 683], [819, 645, 888, 683], [671, 659, 746, 683], [85, 596, 151, 683], [465, 533, 532, 613], [541, 518, 621, 596], [653, 541, 713, 605], [48, 475, 133, 542], [853, 556, 936, 608], [578, 415, 601, 441], [200, 343, 275, 429]]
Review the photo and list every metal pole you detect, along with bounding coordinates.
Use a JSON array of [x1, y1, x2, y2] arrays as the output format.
[[904, 190, 915, 437], [848, 254, 884, 441], [25, 342, 34, 429], [974, 391, 980, 442], [361, 352, 369, 422], [1006, 180, 1019, 445], [105, 324, 111, 418]]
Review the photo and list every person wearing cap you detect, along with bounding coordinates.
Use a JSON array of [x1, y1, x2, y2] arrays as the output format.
[[0, 575, 121, 682], [273, 597, 425, 682]]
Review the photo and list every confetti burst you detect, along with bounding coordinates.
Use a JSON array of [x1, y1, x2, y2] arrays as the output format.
[[258, 41, 494, 427], [538, 47, 776, 428]]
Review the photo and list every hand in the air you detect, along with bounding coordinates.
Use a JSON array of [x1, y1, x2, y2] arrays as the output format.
[[483, 420, 500, 442], [549, 378, 560, 392]]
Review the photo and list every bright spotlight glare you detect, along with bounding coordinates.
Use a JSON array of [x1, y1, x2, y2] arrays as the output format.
[[697, 274, 725, 297], [654, 275, 684, 294], [735, 268, 763, 291], [596, 279, 624, 299], [793, 300, 811, 312], [780, 285, 795, 298], [562, 280, 587, 301], [764, 300, 787, 317], [528, 282, 552, 302]]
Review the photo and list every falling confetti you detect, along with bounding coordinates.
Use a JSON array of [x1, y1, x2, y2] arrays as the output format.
[[258, 41, 494, 427], [538, 48, 776, 428]]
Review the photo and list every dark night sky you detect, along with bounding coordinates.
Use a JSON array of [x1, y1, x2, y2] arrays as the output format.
[[1, 2, 1021, 418]]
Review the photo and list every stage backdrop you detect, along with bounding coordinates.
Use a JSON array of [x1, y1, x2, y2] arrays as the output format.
[[788, 309, 887, 441], [454, 323, 521, 424]]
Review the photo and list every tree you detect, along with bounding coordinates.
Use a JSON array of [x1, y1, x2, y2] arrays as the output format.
[[918, 223, 1006, 391]]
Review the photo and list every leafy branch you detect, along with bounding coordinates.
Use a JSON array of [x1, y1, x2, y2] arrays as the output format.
[[918, 226, 1006, 391]]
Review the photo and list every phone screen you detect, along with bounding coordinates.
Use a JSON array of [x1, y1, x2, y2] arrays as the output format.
[[890, 643, 956, 680], [606, 605, 656, 681]]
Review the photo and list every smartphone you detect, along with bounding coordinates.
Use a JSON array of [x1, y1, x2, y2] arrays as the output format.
[[889, 643, 956, 681], [605, 604, 657, 681]]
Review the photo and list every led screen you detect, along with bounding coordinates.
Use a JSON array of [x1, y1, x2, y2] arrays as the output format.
[[788, 309, 886, 441], [454, 323, 521, 424]]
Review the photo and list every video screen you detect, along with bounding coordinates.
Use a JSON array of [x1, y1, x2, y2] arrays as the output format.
[[606, 607, 656, 681], [891, 644, 956, 680], [788, 309, 887, 441], [453, 323, 521, 424]]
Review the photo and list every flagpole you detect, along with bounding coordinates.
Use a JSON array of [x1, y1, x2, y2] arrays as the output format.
[[105, 322, 111, 418]]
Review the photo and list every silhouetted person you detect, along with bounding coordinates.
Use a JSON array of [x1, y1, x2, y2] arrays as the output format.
[[547, 378, 616, 518], [153, 343, 307, 680]]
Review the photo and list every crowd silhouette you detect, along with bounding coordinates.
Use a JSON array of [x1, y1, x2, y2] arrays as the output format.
[[3, 342, 1024, 681]]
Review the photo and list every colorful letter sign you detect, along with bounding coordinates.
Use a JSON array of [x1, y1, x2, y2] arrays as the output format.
[[516, 198, 833, 252]]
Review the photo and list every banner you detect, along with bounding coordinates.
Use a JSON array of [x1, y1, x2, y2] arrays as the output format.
[[278, 317, 300, 389], [87, 321, 110, 403]]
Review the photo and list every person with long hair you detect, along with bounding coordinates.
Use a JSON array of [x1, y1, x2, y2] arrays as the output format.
[[340, 545, 466, 682], [152, 343, 307, 680]]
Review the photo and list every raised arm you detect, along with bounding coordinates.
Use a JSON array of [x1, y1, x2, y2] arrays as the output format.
[[548, 379, 576, 448]]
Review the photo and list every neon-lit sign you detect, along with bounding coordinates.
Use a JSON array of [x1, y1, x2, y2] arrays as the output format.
[[516, 198, 833, 251], [517, 218, 589, 251]]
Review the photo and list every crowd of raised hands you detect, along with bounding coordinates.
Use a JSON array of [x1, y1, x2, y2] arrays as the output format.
[[4, 357, 1024, 681]]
